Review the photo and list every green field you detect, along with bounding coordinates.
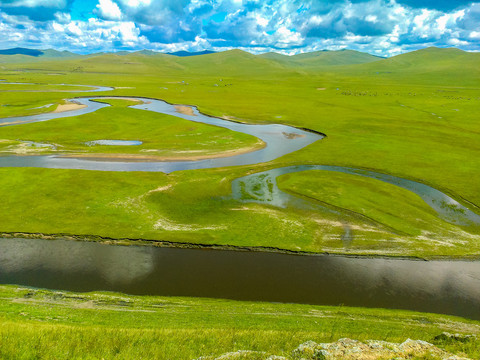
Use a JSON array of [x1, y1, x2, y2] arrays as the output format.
[[0, 98, 263, 159], [0, 285, 478, 359], [1, 47, 480, 359], [0, 47, 479, 257]]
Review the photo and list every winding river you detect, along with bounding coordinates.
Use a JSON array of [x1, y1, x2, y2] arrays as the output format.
[[1, 93, 478, 227], [1, 83, 480, 319]]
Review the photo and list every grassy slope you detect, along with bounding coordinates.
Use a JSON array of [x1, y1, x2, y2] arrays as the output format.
[[0, 285, 478, 359], [0, 47, 479, 256]]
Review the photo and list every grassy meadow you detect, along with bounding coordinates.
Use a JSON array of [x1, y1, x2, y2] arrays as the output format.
[[0, 285, 479, 359], [0, 98, 263, 159], [0, 47, 479, 257]]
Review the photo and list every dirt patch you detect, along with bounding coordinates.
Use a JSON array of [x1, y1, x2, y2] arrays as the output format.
[[174, 105, 196, 116], [53, 101, 86, 113], [317, 87, 327, 90]]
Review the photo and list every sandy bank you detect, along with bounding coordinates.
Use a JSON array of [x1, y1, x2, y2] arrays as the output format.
[[174, 105, 196, 116], [54, 101, 87, 113]]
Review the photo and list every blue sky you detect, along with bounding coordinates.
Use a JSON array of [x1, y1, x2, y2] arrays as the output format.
[[0, 0, 479, 56]]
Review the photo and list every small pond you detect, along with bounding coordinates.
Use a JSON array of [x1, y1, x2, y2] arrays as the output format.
[[86, 140, 143, 146]]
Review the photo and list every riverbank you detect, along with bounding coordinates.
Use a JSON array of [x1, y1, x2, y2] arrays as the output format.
[[3, 231, 480, 260], [0, 285, 478, 359]]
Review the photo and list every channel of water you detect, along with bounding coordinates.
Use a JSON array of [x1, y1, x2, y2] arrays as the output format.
[[1, 237, 479, 320]]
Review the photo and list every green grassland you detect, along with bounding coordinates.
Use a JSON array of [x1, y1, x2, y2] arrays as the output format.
[[0, 47, 479, 257], [0, 99, 263, 159], [0, 285, 478, 359], [276, 170, 474, 237]]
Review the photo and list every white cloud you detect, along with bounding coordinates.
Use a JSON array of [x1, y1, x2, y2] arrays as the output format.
[[469, 31, 480, 39], [67, 21, 82, 36], [0, 0, 66, 8], [96, 0, 122, 21], [116, 21, 138, 41], [255, 15, 268, 27], [123, 0, 151, 7], [0, 0, 479, 56], [413, 9, 433, 32], [54, 11, 70, 23], [448, 38, 469, 46]]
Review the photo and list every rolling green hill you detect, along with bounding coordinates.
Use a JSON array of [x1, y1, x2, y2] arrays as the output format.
[[0, 48, 80, 63], [258, 49, 383, 68], [292, 49, 383, 65], [342, 47, 480, 85]]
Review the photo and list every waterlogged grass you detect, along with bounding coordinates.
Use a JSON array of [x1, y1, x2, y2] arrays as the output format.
[[277, 170, 460, 236], [0, 285, 478, 359]]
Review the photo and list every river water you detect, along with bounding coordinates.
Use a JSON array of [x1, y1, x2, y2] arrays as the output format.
[[1, 237, 479, 319]]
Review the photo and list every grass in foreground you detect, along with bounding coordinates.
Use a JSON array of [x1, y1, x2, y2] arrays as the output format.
[[0, 285, 478, 359]]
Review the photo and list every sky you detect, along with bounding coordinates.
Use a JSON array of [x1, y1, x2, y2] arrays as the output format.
[[0, 0, 479, 56]]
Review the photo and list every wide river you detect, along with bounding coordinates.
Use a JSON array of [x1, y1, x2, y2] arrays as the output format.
[[1, 84, 480, 319], [1, 237, 479, 320]]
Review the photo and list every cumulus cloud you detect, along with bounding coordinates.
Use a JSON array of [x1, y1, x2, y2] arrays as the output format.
[[0, 0, 73, 20], [0, 0, 479, 55], [96, 0, 122, 21]]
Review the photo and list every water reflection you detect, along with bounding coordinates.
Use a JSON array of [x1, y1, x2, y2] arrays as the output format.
[[0, 238, 155, 287], [1, 238, 479, 320]]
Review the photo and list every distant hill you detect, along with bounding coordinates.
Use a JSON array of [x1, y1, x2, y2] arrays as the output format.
[[0, 47, 78, 58], [173, 49, 293, 76], [380, 47, 471, 67], [167, 50, 216, 57], [0, 48, 43, 56], [2, 47, 477, 85], [292, 49, 383, 65], [258, 49, 382, 68], [346, 47, 480, 86], [40, 49, 79, 58]]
